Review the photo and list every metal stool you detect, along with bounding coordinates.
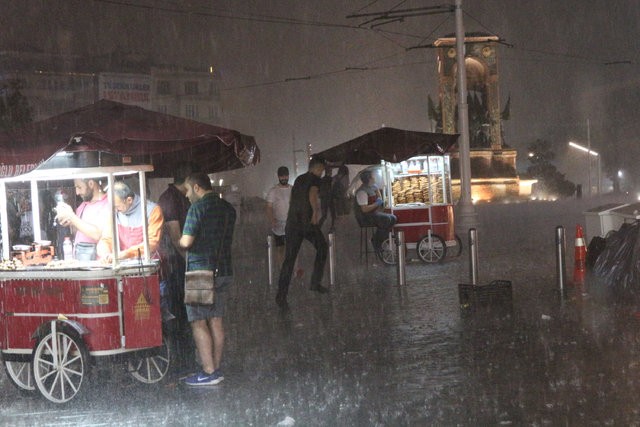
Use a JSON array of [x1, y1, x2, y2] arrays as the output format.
[[359, 225, 377, 262]]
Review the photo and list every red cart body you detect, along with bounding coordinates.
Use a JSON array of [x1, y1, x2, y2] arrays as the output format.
[[389, 204, 456, 243], [353, 154, 460, 263], [0, 268, 161, 355]]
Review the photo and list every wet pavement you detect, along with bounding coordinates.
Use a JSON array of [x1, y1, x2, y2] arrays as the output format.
[[2, 195, 640, 426]]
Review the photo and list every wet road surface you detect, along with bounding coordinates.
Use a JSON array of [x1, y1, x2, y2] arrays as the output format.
[[2, 195, 640, 426]]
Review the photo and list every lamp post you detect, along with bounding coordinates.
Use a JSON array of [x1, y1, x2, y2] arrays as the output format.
[[453, 0, 478, 229], [569, 141, 600, 195]]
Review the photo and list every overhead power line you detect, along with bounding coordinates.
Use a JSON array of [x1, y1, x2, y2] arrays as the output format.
[[84, 0, 634, 92], [223, 59, 433, 91], [87, 0, 428, 40]]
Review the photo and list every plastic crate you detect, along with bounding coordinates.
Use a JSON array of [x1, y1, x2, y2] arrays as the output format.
[[458, 280, 513, 312]]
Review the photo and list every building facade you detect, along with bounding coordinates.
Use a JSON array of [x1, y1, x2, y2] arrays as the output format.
[[0, 51, 223, 125]]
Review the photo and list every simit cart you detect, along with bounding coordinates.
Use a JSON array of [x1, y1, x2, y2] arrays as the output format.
[[351, 153, 461, 265], [0, 160, 169, 404]]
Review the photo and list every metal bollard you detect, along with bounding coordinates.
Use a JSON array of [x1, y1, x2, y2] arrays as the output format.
[[328, 232, 336, 286], [267, 235, 274, 286], [396, 231, 406, 286], [468, 228, 478, 285], [555, 225, 566, 294]]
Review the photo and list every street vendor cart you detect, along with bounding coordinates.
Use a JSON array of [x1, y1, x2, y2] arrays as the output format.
[[0, 99, 260, 403], [0, 160, 168, 403], [350, 153, 460, 265], [316, 127, 461, 266]]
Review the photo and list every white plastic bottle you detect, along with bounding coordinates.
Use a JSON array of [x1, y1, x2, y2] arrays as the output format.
[[63, 237, 73, 260]]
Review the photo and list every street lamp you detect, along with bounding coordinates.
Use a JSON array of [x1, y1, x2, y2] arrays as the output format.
[[568, 141, 600, 195]]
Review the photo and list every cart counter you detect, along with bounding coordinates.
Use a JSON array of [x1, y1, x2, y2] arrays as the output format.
[[0, 262, 161, 355]]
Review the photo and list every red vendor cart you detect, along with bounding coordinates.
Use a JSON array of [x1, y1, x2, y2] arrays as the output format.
[[0, 161, 169, 403], [317, 127, 461, 266], [349, 153, 461, 265]]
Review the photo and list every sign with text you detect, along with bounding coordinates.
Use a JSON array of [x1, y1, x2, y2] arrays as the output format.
[[99, 73, 151, 109]]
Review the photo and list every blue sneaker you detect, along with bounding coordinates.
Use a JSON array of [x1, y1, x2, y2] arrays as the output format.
[[183, 369, 224, 386]]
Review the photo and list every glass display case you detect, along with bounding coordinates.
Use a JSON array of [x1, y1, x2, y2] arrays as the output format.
[[384, 155, 452, 207]]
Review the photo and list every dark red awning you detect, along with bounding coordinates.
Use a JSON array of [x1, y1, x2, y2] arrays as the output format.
[[0, 99, 259, 177], [315, 127, 458, 165]]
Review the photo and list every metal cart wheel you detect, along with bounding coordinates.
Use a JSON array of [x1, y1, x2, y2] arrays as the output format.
[[417, 234, 447, 263], [33, 327, 88, 403], [450, 234, 463, 257], [377, 235, 410, 265], [377, 236, 398, 265], [127, 334, 171, 384], [4, 361, 36, 392], [377, 237, 397, 265]]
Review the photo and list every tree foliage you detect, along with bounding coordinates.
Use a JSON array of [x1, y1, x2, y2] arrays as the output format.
[[526, 139, 576, 198], [0, 79, 33, 131]]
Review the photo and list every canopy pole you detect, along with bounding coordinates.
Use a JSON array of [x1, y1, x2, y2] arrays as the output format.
[[139, 171, 150, 263], [0, 181, 8, 260]]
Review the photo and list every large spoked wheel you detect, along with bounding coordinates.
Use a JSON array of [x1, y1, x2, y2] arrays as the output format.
[[5, 360, 36, 392], [417, 234, 447, 263], [33, 328, 88, 403], [127, 335, 171, 384], [377, 237, 398, 265]]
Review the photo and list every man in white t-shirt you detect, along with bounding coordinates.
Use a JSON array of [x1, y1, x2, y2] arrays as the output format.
[[355, 170, 397, 253], [266, 166, 292, 264]]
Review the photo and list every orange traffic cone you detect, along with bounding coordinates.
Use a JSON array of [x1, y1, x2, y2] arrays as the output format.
[[573, 224, 587, 285]]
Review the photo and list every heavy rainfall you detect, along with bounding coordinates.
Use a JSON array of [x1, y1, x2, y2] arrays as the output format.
[[1, 0, 640, 426]]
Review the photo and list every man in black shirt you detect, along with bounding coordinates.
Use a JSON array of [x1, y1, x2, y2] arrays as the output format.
[[276, 156, 329, 310]]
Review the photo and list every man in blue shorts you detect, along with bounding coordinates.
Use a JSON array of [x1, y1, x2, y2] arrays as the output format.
[[180, 172, 236, 386]]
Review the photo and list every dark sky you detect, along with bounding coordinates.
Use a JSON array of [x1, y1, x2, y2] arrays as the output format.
[[2, 0, 639, 196]]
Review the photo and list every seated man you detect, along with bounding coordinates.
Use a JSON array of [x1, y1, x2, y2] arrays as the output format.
[[355, 170, 397, 252], [99, 180, 164, 261]]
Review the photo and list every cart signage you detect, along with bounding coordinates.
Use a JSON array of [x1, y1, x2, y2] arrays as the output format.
[[80, 284, 110, 306], [0, 163, 40, 178], [122, 275, 161, 349], [14, 284, 63, 298], [134, 293, 151, 321]]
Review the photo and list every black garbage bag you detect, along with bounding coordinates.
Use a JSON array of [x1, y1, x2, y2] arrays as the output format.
[[593, 221, 640, 292], [586, 236, 607, 269]]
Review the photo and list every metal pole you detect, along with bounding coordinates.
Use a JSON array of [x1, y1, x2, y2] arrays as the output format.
[[267, 235, 274, 285], [396, 231, 406, 286], [328, 232, 336, 286], [0, 181, 8, 260], [468, 228, 478, 285], [454, 0, 478, 230], [555, 226, 566, 294], [30, 180, 41, 242], [597, 155, 602, 194], [587, 118, 592, 196], [292, 133, 297, 178], [139, 170, 150, 263]]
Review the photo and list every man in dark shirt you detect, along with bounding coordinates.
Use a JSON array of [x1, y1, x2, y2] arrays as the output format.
[[276, 156, 329, 311], [157, 162, 197, 370], [180, 172, 236, 386]]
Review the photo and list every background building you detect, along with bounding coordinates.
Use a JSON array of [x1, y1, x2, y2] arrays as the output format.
[[0, 51, 223, 125]]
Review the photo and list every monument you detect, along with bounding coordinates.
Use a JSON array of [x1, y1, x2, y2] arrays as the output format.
[[431, 32, 535, 202]]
